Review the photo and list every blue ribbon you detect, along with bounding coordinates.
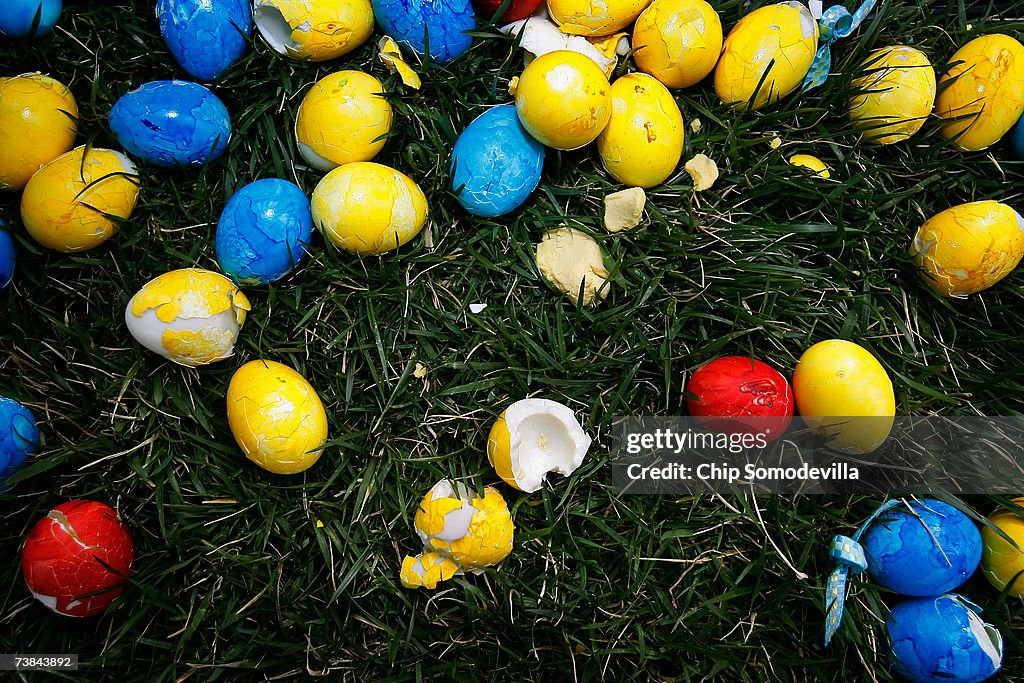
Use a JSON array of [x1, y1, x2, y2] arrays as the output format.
[[802, 0, 880, 91]]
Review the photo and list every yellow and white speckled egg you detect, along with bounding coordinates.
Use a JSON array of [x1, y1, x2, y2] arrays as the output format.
[[514, 50, 612, 150], [547, 0, 652, 37], [226, 359, 328, 475], [295, 71, 393, 172], [311, 161, 427, 255], [0, 73, 78, 191], [936, 34, 1024, 151], [848, 46, 936, 145], [597, 73, 684, 188], [910, 200, 1024, 297], [632, 0, 722, 89], [413, 479, 514, 571], [714, 1, 818, 111], [254, 0, 374, 62], [21, 146, 138, 253], [124, 268, 251, 366]]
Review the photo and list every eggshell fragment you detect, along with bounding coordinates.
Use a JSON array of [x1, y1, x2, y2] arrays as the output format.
[[535, 228, 610, 305], [414, 480, 514, 571], [788, 154, 830, 178], [501, 15, 618, 75], [378, 36, 422, 89], [633, 0, 723, 89], [0, 73, 78, 191], [604, 187, 646, 232], [254, 0, 374, 62], [684, 153, 718, 191], [981, 498, 1024, 597], [400, 551, 460, 589]]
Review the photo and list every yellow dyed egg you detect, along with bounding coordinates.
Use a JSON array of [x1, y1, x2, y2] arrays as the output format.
[[910, 200, 1024, 297], [714, 1, 818, 111], [936, 34, 1024, 151], [793, 339, 895, 454], [311, 161, 427, 255], [848, 46, 936, 145], [413, 479, 513, 571], [514, 50, 612, 150], [597, 73, 684, 188], [981, 498, 1024, 597], [547, 0, 652, 37], [788, 153, 830, 178], [295, 71, 393, 172], [124, 268, 251, 366], [632, 0, 723, 89], [226, 360, 328, 475], [254, 0, 374, 62], [0, 73, 78, 191], [21, 146, 139, 253]]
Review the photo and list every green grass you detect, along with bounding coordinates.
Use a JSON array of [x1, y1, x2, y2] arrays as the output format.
[[2, 0, 1024, 680]]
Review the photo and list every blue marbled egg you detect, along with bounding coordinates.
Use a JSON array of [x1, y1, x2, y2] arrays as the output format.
[[1010, 114, 1024, 160], [157, 0, 253, 82], [0, 395, 39, 485], [109, 80, 231, 167], [862, 498, 981, 597], [888, 594, 1002, 683], [372, 0, 475, 64], [0, 221, 14, 290], [450, 104, 544, 217], [0, 0, 61, 38], [216, 179, 313, 285]]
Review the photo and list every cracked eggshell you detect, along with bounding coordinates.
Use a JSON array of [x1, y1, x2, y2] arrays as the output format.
[[450, 104, 545, 217], [227, 359, 328, 474], [514, 50, 612, 150], [215, 178, 313, 285], [787, 153, 830, 178], [21, 500, 134, 617], [535, 227, 610, 305], [0, 73, 77, 191], [0, 0, 61, 38], [0, 223, 14, 289], [848, 46, 936, 146], [473, 0, 541, 22], [685, 357, 793, 442], [981, 498, 1024, 597], [0, 395, 39, 485], [632, 0, 722, 89], [500, 15, 619, 76], [294, 71, 392, 172], [21, 146, 139, 253], [487, 398, 591, 492], [254, 0, 374, 62], [371, 0, 476, 64], [547, 0, 650, 36], [109, 80, 231, 168], [713, 1, 818, 111], [400, 551, 460, 589], [414, 479, 513, 570], [910, 200, 1024, 297], [125, 268, 251, 366], [597, 72, 683, 188], [311, 161, 427, 255], [936, 34, 1024, 152], [156, 0, 252, 82]]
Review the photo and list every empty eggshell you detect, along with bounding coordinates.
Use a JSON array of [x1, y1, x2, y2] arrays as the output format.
[[632, 0, 723, 89], [0, 73, 78, 191], [156, 0, 253, 81], [535, 227, 610, 305], [414, 479, 514, 571], [254, 0, 374, 62], [372, 0, 476, 64]]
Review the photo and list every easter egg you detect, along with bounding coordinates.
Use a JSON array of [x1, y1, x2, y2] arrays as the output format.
[[910, 200, 1024, 297], [936, 34, 1024, 152], [981, 498, 1024, 597], [226, 360, 328, 474], [887, 594, 1002, 683], [714, 1, 818, 111], [311, 162, 427, 255], [0, 223, 14, 290], [371, 0, 476, 64], [413, 479, 514, 570], [1010, 114, 1024, 159], [848, 46, 936, 145], [156, 0, 252, 82], [788, 153, 830, 178], [295, 71, 392, 172], [685, 356, 793, 441], [125, 268, 251, 366], [21, 500, 134, 617], [514, 50, 612, 150], [0, 395, 38, 484], [632, 0, 723, 89], [21, 146, 139, 253], [547, 0, 651, 37], [109, 80, 231, 168], [450, 104, 545, 217], [253, 0, 374, 61], [472, 0, 541, 23], [215, 179, 313, 285], [0, 73, 78, 191], [0, 0, 61, 38], [793, 339, 895, 454], [597, 73, 684, 188]]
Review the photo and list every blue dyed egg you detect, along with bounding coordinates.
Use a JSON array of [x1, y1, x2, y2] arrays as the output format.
[[109, 81, 231, 167], [888, 594, 1002, 683], [1010, 113, 1024, 160], [157, 0, 253, 82], [216, 179, 313, 285], [372, 0, 475, 64], [450, 104, 545, 217], [0, 0, 61, 38], [862, 498, 981, 597], [0, 221, 14, 290], [0, 395, 39, 485]]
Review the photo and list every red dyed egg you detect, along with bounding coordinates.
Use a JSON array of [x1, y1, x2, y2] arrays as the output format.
[[686, 356, 794, 440], [21, 500, 134, 617], [472, 0, 543, 22]]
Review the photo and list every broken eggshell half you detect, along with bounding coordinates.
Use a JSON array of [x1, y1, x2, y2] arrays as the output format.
[[253, 0, 375, 62]]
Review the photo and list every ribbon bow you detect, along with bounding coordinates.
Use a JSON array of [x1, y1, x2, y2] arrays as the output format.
[[802, 0, 880, 91]]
